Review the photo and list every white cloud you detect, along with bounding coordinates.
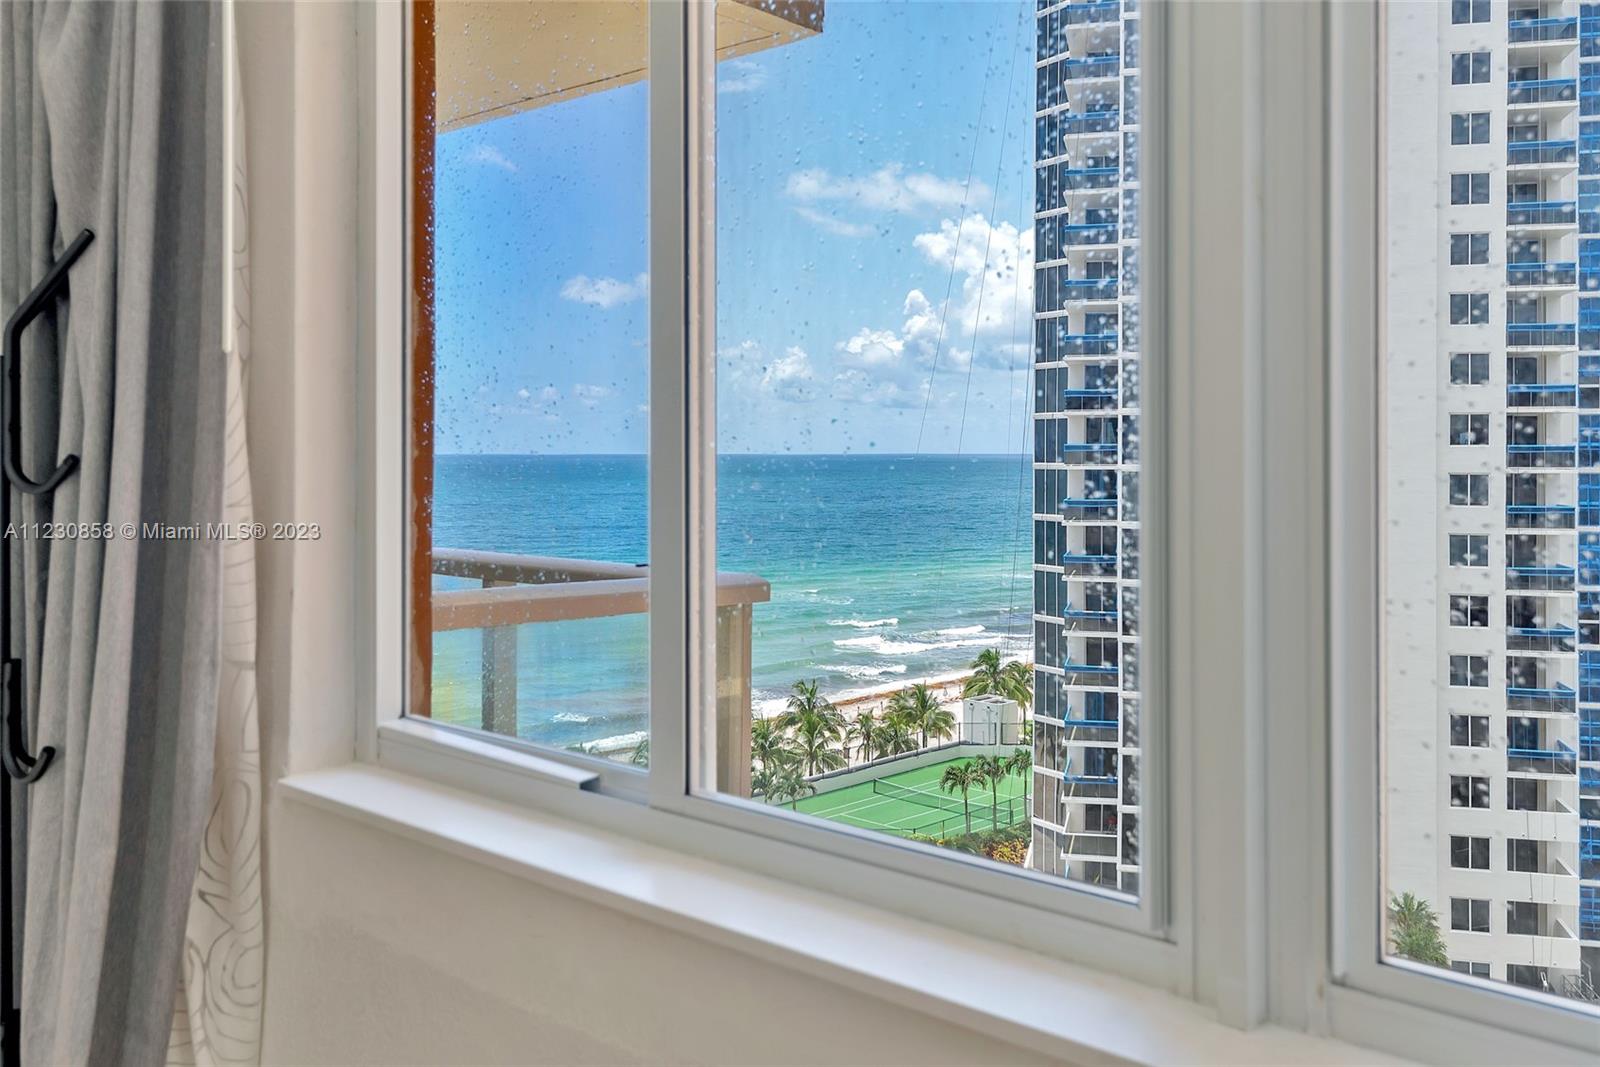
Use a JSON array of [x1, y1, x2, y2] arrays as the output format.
[[560, 273, 648, 308], [760, 346, 816, 402], [573, 383, 613, 407], [539, 385, 560, 403], [786, 164, 980, 215], [792, 206, 875, 239], [467, 143, 519, 173], [516, 387, 532, 400], [837, 326, 905, 369], [718, 59, 768, 94]]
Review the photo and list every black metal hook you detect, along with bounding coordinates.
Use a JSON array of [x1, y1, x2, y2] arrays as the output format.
[[2, 229, 91, 496], [0, 662, 48, 784]]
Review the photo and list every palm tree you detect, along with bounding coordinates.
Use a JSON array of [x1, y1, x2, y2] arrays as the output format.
[[974, 754, 1009, 828], [897, 683, 956, 749], [763, 766, 816, 810], [751, 716, 795, 773], [964, 648, 1007, 699], [847, 709, 882, 764], [876, 712, 918, 757], [939, 761, 984, 835], [1387, 892, 1449, 967], [629, 736, 650, 767], [781, 680, 847, 775], [1001, 659, 1034, 713], [1006, 746, 1031, 780]]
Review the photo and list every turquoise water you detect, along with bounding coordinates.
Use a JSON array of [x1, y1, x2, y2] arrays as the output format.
[[431, 454, 1032, 748]]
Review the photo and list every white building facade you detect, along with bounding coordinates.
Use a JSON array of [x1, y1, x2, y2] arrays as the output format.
[[1384, 0, 1599, 1000]]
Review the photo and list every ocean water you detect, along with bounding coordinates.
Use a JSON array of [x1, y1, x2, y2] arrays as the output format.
[[431, 454, 1032, 749]]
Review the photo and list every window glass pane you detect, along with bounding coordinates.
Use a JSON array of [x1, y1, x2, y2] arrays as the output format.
[[407, 2, 652, 766], [1384, 2, 1600, 1006], [706, 0, 1147, 897]]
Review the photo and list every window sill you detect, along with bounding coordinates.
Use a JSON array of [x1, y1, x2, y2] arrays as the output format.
[[280, 764, 1400, 1067]]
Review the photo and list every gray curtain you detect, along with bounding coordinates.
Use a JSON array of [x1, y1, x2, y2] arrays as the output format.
[[0, 3, 224, 1065]]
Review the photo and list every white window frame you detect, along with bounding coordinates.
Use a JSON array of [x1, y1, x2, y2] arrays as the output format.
[[345, 0, 1600, 1061]]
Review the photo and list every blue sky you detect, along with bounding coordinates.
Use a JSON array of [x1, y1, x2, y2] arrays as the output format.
[[434, 0, 1036, 455]]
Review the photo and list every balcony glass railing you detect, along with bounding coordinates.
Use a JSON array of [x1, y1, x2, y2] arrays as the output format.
[[1061, 278, 1120, 299], [1507, 261, 1578, 286], [1059, 166, 1120, 190], [1057, 332, 1119, 355], [1506, 139, 1579, 166], [1060, 222, 1119, 246], [1507, 199, 1578, 226], [1509, 16, 1578, 44], [1061, 55, 1121, 80], [1507, 443, 1578, 467], [1061, 774, 1119, 799], [1060, 387, 1118, 410], [1507, 624, 1578, 651], [1060, 497, 1119, 515], [1061, 662, 1119, 681], [1508, 683, 1577, 713], [1508, 77, 1579, 104], [1508, 744, 1578, 776], [1058, 109, 1121, 136], [1506, 503, 1578, 528], [1507, 322, 1578, 347], [1507, 564, 1577, 591], [1061, 0, 1120, 26], [1507, 382, 1578, 407], [1060, 442, 1119, 463]]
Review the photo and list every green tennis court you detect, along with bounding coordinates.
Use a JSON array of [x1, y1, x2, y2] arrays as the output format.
[[790, 755, 1029, 839]]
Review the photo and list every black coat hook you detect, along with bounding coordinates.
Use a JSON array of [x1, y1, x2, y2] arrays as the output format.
[[2, 229, 91, 496]]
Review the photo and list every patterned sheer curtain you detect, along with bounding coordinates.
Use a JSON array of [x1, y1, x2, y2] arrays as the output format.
[[168, 22, 264, 1065]]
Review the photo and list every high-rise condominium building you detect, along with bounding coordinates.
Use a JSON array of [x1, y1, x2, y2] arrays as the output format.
[[1385, 0, 1598, 1000], [1030, 0, 1142, 894]]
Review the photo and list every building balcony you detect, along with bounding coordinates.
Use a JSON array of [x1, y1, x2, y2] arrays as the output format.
[[1508, 683, 1577, 713], [1506, 140, 1578, 167], [1057, 332, 1119, 355], [1506, 323, 1577, 348], [1507, 382, 1578, 408], [1507, 443, 1577, 468], [1506, 503, 1578, 529], [1060, 278, 1120, 300], [1057, 166, 1120, 190], [1062, 608, 1119, 632], [1060, 442, 1119, 464], [1060, 222, 1119, 247], [1060, 55, 1120, 81], [1507, 262, 1578, 288], [1507, 565, 1577, 592], [1060, 662, 1119, 687], [1056, 110, 1121, 137], [1507, 200, 1578, 228], [1061, 773, 1120, 800], [1060, 831, 1120, 859], [1059, 387, 1118, 410], [1506, 624, 1578, 651], [1060, 497, 1119, 521], [1508, 77, 1579, 106], [1058, 552, 1118, 576], [1060, 0, 1120, 26], [1508, 16, 1578, 45], [1508, 743, 1579, 776]]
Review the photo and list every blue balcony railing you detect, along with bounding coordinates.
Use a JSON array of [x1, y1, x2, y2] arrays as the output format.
[[1060, 222, 1118, 247], [1506, 503, 1578, 528], [1061, 662, 1119, 677], [1508, 199, 1578, 226], [1507, 625, 1578, 651], [1058, 110, 1121, 136], [1507, 322, 1578, 347], [1508, 744, 1578, 776], [1060, 442, 1119, 462], [1058, 332, 1119, 355], [1508, 684, 1577, 713], [1508, 565, 1578, 591], [1060, 388, 1118, 411], [1061, 278, 1120, 299], [1061, 773, 1119, 799], [1061, 0, 1120, 25], [1508, 77, 1579, 105], [1507, 140, 1578, 166], [1060, 497, 1119, 511], [1509, 16, 1578, 44], [1062, 609, 1118, 621], [1059, 166, 1119, 190], [1507, 443, 1578, 467], [1061, 56, 1121, 81], [1062, 609, 1118, 632], [1508, 261, 1578, 286], [1507, 382, 1579, 407]]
